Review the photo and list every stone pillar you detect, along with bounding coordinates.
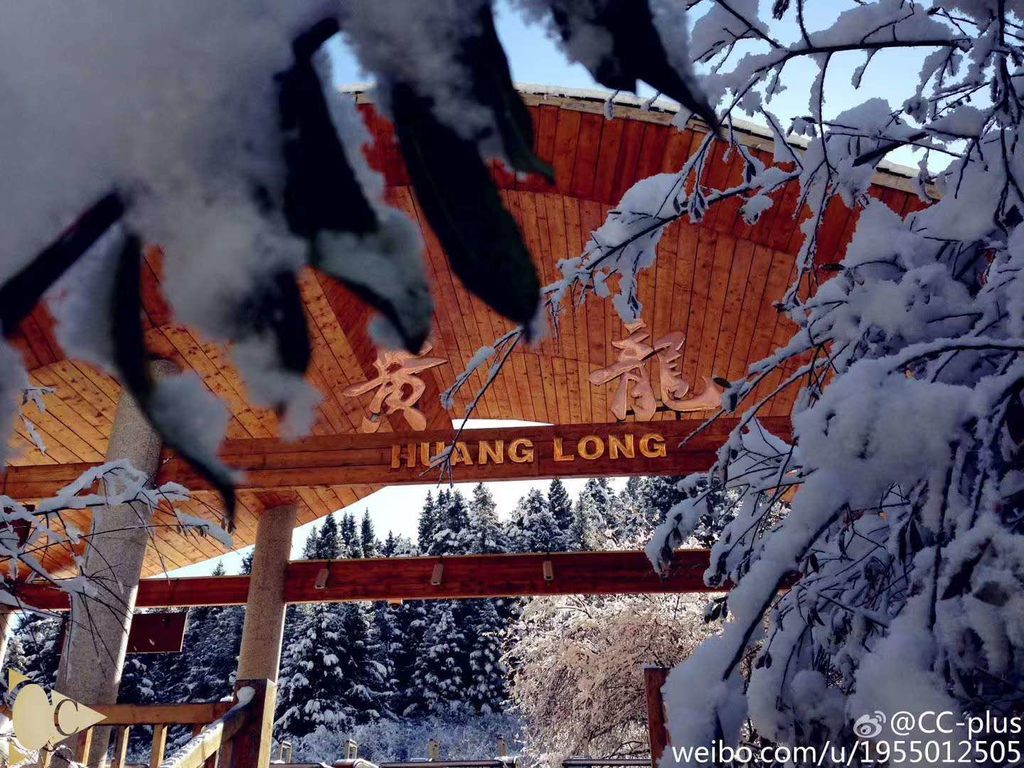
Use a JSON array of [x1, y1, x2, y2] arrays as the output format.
[[236, 504, 297, 682], [55, 359, 176, 766]]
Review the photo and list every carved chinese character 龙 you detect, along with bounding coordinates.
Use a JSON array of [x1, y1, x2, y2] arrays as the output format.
[[589, 320, 723, 421]]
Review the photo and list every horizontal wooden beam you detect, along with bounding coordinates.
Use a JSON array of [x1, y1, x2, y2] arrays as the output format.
[[285, 549, 715, 602], [14, 549, 717, 611], [1, 417, 790, 500]]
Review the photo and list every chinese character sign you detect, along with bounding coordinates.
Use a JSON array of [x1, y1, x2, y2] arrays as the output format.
[[589, 321, 723, 421], [342, 346, 445, 433]]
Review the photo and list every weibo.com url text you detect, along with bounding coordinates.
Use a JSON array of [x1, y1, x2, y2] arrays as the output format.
[[668, 740, 1024, 766]]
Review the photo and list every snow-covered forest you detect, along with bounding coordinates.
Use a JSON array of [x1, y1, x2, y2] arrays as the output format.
[[4, 0, 1024, 765], [8, 477, 692, 762]]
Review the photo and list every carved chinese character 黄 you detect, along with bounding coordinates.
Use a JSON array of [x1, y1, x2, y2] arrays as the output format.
[[342, 346, 445, 433]]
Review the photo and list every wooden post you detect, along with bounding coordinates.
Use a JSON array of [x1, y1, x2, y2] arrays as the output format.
[[229, 679, 276, 768], [111, 726, 131, 768], [644, 667, 670, 767], [231, 502, 294, 768], [236, 503, 296, 682], [151, 724, 168, 768], [73, 728, 94, 764]]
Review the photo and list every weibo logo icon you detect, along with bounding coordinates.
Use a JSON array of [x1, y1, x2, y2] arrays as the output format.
[[2, 670, 105, 766]]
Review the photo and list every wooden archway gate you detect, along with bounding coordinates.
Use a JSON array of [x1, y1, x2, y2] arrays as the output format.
[[1, 416, 790, 498], [17, 548, 719, 611]]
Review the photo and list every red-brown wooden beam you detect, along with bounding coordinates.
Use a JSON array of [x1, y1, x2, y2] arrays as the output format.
[[645, 666, 671, 766], [1, 416, 791, 500], [13, 549, 718, 611]]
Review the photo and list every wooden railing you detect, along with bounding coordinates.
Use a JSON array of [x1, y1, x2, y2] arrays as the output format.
[[3, 678, 275, 768], [80, 700, 232, 768], [157, 679, 274, 768]]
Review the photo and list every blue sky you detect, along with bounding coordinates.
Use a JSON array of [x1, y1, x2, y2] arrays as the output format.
[[328, 1, 932, 161], [170, 1, 932, 577]]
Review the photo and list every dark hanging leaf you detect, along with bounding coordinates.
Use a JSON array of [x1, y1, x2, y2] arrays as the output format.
[[712, 376, 731, 389], [112, 235, 237, 529], [111, 235, 154, 403], [549, 0, 720, 131], [974, 580, 1010, 607], [390, 82, 540, 329], [907, 518, 924, 553], [0, 191, 124, 336], [279, 17, 377, 239], [851, 131, 927, 167], [232, 270, 311, 378], [771, 0, 791, 19], [703, 596, 726, 623], [458, 4, 554, 182], [940, 543, 989, 600], [279, 18, 432, 353], [1005, 382, 1024, 444]]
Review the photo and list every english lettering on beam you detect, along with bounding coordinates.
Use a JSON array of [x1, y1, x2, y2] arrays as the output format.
[[390, 430, 669, 473]]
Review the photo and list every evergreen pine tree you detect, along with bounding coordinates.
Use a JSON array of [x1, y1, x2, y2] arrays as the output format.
[[318, 513, 341, 560], [417, 491, 437, 552], [2, 631, 28, 694], [340, 513, 360, 558], [390, 601, 429, 716], [468, 483, 505, 553], [430, 491, 471, 555], [14, 613, 62, 687], [286, 602, 350, 734], [178, 561, 244, 702], [336, 603, 388, 724], [412, 601, 468, 714], [370, 599, 402, 719], [614, 476, 649, 546], [277, 521, 346, 736], [572, 478, 618, 549], [509, 488, 561, 552], [547, 478, 574, 550], [381, 531, 415, 557], [463, 599, 507, 713], [360, 511, 379, 558]]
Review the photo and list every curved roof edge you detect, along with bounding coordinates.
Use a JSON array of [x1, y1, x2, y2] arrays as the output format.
[[340, 82, 924, 195]]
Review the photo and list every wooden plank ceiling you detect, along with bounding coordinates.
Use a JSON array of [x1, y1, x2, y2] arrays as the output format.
[[4, 89, 924, 577]]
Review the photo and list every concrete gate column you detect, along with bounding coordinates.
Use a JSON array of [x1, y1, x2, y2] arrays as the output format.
[[55, 358, 176, 765]]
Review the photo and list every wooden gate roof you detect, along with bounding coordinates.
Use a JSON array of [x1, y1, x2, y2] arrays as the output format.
[[3, 87, 924, 577]]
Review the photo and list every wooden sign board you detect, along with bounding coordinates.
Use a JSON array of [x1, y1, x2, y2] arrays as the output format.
[[1, 416, 792, 499], [161, 416, 792, 491], [127, 611, 187, 654]]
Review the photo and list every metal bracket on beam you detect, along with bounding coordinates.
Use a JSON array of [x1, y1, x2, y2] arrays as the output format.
[[314, 567, 329, 590], [543, 559, 554, 582], [431, 562, 444, 586]]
